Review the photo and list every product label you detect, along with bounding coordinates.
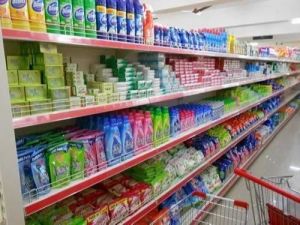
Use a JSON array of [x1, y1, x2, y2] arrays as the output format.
[[117, 10, 126, 35], [0, 0, 8, 5], [46, 1, 59, 18], [11, 0, 26, 9], [31, 0, 43, 12], [107, 7, 116, 33], [86, 9, 96, 23], [74, 6, 84, 21], [126, 13, 134, 36], [124, 132, 133, 153], [96, 6, 107, 32], [135, 14, 142, 37], [60, 3, 72, 18]]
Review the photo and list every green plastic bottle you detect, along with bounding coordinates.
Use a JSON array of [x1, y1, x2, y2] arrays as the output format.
[[59, 0, 73, 35], [44, 0, 60, 33], [72, 0, 85, 36], [162, 106, 170, 142], [153, 107, 163, 146], [84, 0, 96, 38]]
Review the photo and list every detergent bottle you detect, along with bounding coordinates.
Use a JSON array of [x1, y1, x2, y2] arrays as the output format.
[[95, 0, 107, 39], [133, 0, 143, 43], [59, 0, 73, 35], [106, 0, 117, 40], [126, 0, 135, 42], [84, 0, 96, 38], [27, 0, 46, 32], [153, 107, 162, 146], [116, 0, 126, 41], [9, 0, 30, 30], [0, 0, 12, 28], [121, 115, 134, 160], [133, 113, 145, 152], [44, 0, 60, 33], [162, 106, 170, 142], [72, 0, 85, 36], [143, 111, 153, 149]]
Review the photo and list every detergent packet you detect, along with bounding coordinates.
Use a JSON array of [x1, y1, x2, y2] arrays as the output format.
[[69, 141, 85, 180]]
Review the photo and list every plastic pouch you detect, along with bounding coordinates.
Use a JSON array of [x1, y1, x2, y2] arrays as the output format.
[[69, 141, 85, 180]]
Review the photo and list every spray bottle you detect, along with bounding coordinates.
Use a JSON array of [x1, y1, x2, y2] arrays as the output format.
[[95, 0, 107, 39]]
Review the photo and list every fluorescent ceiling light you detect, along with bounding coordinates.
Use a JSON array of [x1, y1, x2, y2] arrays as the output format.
[[291, 18, 300, 24], [289, 165, 300, 171]]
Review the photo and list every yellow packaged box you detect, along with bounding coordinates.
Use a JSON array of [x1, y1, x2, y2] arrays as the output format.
[[18, 70, 41, 85], [81, 95, 95, 107], [29, 99, 52, 115], [49, 87, 71, 100], [35, 53, 63, 66], [46, 76, 65, 88], [33, 65, 64, 77], [25, 85, 47, 101], [72, 85, 87, 96], [7, 70, 19, 85], [9, 85, 25, 103], [70, 96, 81, 108], [11, 101, 30, 117], [39, 43, 58, 54], [101, 82, 114, 94], [95, 93, 107, 105], [52, 99, 70, 111], [6, 56, 30, 70]]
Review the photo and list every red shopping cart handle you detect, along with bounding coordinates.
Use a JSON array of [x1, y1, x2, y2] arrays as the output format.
[[235, 168, 300, 203]]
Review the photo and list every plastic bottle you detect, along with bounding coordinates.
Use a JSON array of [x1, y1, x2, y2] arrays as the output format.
[[84, 0, 96, 38], [116, 0, 126, 41], [154, 24, 161, 45], [143, 111, 153, 149], [143, 4, 153, 45], [163, 26, 170, 47], [162, 107, 170, 142], [106, 0, 117, 40], [126, 0, 135, 42], [105, 118, 122, 166], [95, 0, 107, 39], [121, 116, 134, 160], [72, 0, 84, 36], [9, 0, 30, 30], [133, 113, 145, 152], [0, 0, 12, 28], [27, 0, 46, 31], [44, 0, 60, 33], [59, 0, 73, 35], [133, 0, 143, 43], [153, 107, 162, 146]]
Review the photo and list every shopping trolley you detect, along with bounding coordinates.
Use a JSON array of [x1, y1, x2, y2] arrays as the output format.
[[235, 168, 300, 225], [148, 191, 249, 225]]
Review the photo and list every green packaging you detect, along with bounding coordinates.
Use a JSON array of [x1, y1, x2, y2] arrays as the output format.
[[18, 70, 41, 85], [6, 56, 30, 70], [68, 141, 85, 180], [46, 76, 65, 88], [84, 0, 96, 38], [59, 0, 73, 35], [37, 65, 64, 78], [7, 70, 19, 85], [46, 142, 71, 188], [72, 0, 85, 36], [35, 53, 63, 66], [44, 0, 61, 33], [25, 85, 47, 101], [29, 99, 52, 115], [12, 102, 30, 117], [9, 86, 26, 103], [49, 86, 71, 100]]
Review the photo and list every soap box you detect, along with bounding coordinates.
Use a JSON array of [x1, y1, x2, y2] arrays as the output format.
[[29, 99, 52, 115], [65, 63, 78, 73], [35, 53, 63, 66], [46, 76, 65, 88], [52, 99, 70, 111], [11, 101, 30, 117], [34, 65, 64, 77], [18, 70, 41, 85], [72, 85, 87, 96], [9, 86, 25, 103], [81, 95, 95, 107], [6, 56, 30, 70], [49, 87, 71, 100], [39, 43, 58, 54], [7, 70, 19, 85], [25, 85, 47, 101], [95, 93, 107, 105], [70, 96, 82, 108]]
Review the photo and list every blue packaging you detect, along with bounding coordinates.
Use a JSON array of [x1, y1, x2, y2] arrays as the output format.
[[31, 146, 51, 195], [96, 0, 107, 39], [179, 29, 188, 49], [133, 0, 143, 43], [106, 0, 117, 40], [163, 27, 170, 47], [169, 27, 177, 48], [121, 116, 134, 160], [126, 0, 135, 42], [105, 118, 122, 166], [116, 0, 127, 41], [154, 25, 161, 45]]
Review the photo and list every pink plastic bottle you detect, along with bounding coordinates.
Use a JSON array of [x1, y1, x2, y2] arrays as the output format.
[[143, 111, 153, 150], [133, 114, 145, 152]]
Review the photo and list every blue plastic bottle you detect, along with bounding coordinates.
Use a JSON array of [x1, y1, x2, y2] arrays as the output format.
[[121, 116, 134, 160], [96, 0, 107, 39], [126, 0, 135, 42], [163, 26, 170, 47], [105, 118, 122, 166], [116, 0, 126, 41], [106, 0, 117, 40], [154, 25, 161, 45], [133, 0, 143, 43]]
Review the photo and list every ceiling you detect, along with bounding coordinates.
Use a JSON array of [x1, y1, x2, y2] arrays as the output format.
[[144, 0, 300, 47]]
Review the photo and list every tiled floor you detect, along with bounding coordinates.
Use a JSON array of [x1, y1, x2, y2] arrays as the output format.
[[226, 111, 300, 224]]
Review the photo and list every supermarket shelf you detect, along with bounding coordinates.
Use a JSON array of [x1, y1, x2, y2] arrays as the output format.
[[23, 84, 300, 216], [121, 91, 300, 225], [193, 106, 299, 223], [2, 29, 300, 63], [13, 71, 300, 129]]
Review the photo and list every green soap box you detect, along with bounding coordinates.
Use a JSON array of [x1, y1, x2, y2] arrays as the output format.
[[46, 76, 65, 88], [6, 56, 30, 70], [49, 87, 71, 100], [35, 53, 63, 66], [18, 70, 41, 85], [9, 85, 25, 103], [34, 65, 64, 77], [52, 99, 70, 111], [25, 85, 47, 101], [29, 99, 52, 115], [11, 101, 30, 117], [7, 70, 19, 85]]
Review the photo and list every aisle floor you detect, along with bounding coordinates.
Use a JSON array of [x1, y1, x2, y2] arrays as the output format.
[[226, 111, 300, 224]]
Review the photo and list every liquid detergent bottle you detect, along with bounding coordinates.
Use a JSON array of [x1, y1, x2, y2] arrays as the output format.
[[27, 0, 46, 32], [59, 0, 73, 35], [106, 0, 117, 40], [143, 111, 153, 149], [84, 0, 96, 38], [133, 113, 145, 152], [153, 108, 162, 146], [9, 0, 30, 30], [105, 118, 122, 166], [126, 0, 135, 42], [0, 0, 12, 28], [116, 0, 126, 41], [96, 0, 107, 39], [72, 0, 85, 36], [121, 116, 134, 160], [44, 0, 60, 33], [162, 106, 170, 142], [133, 0, 143, 43], [163, 26, 170, 47], [143, 3, 153, 45]]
